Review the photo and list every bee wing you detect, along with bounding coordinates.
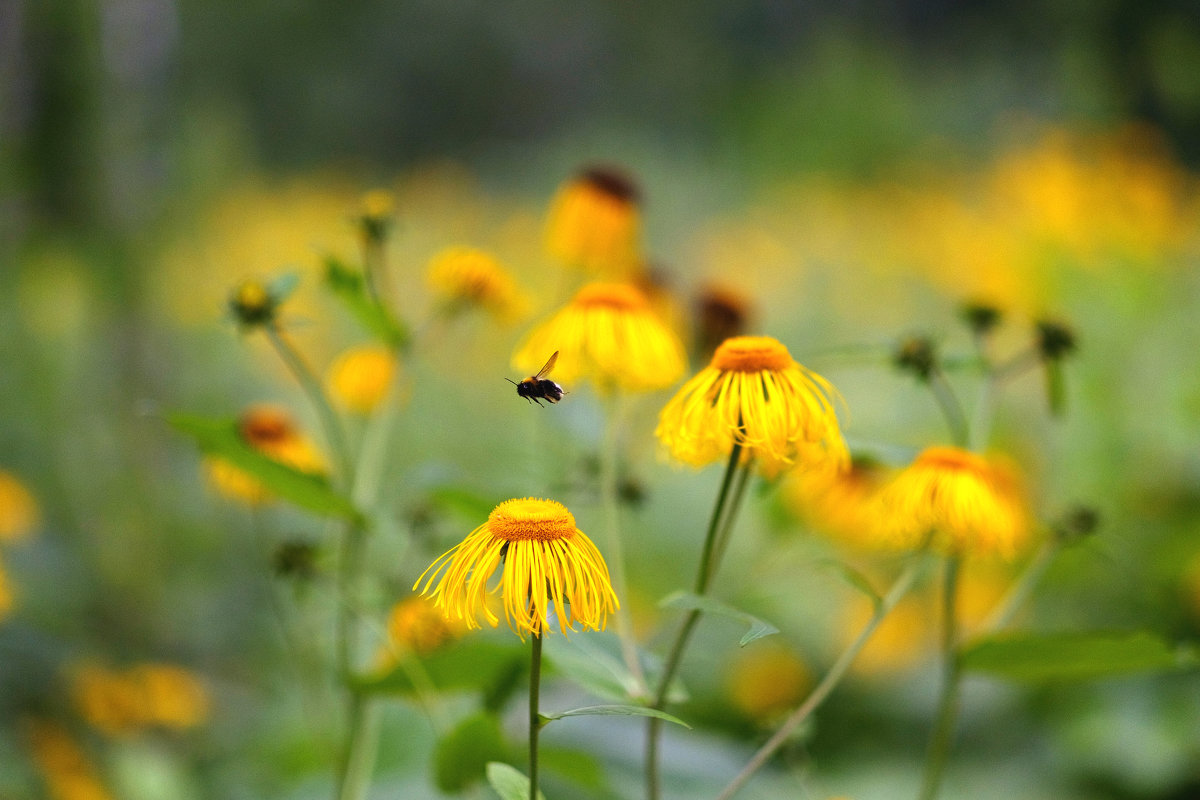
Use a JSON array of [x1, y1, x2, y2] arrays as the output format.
[[533, 350, 559, 380]]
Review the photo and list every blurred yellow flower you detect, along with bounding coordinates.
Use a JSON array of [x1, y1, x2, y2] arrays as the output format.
[[360, 188, 396, 221], [784, 457, 893, 551], [415, 498, 618, 639], [327, 345, 398, 414], [726, 642, 812, 719], [386, 596, 464, 656], [425, 246, 527, 321], [71, 663, 209, 735], [841, 593, 932, 677], [512, 282, 686, 392], [873, 447, 1030, 558], [656, 335, 848, 476], [545, 166, 641, 276], [0, 470, 39, 543], [25, 719, 113, 800], [0, 559, 12, 620], [71, 665, 143, 736], [205, 406, 326, 505]]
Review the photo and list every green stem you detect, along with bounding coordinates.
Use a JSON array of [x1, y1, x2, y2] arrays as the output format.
[[265, 325, 354, 484], [981, 537, 1060, 633], [918, 555, 962, 800], [338, 695, 381, 800], [929, 369, 969, 448], [714, 559, 924, 800], [530, 633, 543, 800], [646, 441, 745, 800], [599, 391, 649, 697], [708, 463, 753, 586]]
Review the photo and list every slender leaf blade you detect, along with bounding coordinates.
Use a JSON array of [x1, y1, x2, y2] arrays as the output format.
[[659, 591, 779, 647], [169, 414, 361, 521], [541, 705, 690, 728], [323, 255, 409, 347]]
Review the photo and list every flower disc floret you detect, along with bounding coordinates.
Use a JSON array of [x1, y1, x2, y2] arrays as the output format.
[[656, 335, 848, 476], [415, 498, 618, 638]]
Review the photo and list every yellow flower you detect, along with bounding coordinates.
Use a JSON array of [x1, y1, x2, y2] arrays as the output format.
[[360, 188, 395, 221], [205, 406, 326, 505], [71, 663, 209, 734], [25, 719, 114, 800], [726, 642, 811, 719], [656, 335, 849, 476], [425, 246, 527, 321], [71, 665, 144, 736], [415, 498, 618, 638], [512, 282, 686, 392], [386, 596, 465, 656], [0, 559, 12, 620], [874, 447, 1029, 558], [327, 345, 398, 414], [784, 457, 892, 551], [545, 166, 641, 276], [840, 593, 932, 677], [0, 470, 39, 543]]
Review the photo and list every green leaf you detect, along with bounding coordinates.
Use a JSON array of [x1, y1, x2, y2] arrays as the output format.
[[961, 631, 1193, 683], [352, 636, 525, 696], [540, 705, 690, 729], [817, 558, 883, 609], [538, 746, 605, 791], [659, 591, 779, 647], [543, 635, 641, 703], [486, 762, 546, 800], [434, 713, 511, 793], [323, 255, 409, 347], [169, 414, 361, 522]]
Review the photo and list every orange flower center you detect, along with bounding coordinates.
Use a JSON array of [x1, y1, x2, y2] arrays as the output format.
[[239, 407, 295, 446], [710, 336, 792, 372], [488, 498, 576, 542], [914, 446, 990, 477], [573, 283, 648, 311]]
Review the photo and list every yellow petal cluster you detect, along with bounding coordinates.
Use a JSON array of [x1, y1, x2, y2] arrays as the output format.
[[71, 662, 210, 735], [725, 642, 811, 719], [0, 471, 39, 543], [545, 167, 640, 276], [25, 719, 114, 800], [425, 246, 527, 321], [873, 446, 1029, 558], [784, 458, 893, 551], [512, 282, 686, 392], [327, 345, 398, 414], [386, 596, 465, 656], [415, 498, 618, 639], [656, 336, 848, 476]]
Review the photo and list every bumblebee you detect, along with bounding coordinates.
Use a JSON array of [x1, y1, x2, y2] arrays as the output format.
[[507, 351, 565, 406]]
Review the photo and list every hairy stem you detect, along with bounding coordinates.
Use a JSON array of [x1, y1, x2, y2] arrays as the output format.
[[529, 633, 543, 800], [715, 559, 923, 800], [918, 555, 962, 800], [646, 442, 745, 800]]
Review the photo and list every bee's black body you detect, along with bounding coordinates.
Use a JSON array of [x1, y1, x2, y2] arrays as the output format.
[[508, 351, 565, 406], [516, 378, 564, 406]]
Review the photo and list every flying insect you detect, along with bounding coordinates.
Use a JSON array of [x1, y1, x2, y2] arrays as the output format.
[[507, 351, 565, 406]]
